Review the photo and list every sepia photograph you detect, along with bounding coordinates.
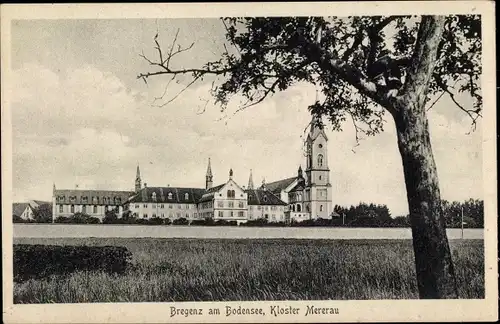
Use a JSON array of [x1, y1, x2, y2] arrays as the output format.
[[1, 2, 497, 323]]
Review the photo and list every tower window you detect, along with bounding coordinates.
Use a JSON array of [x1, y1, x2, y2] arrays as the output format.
[[317, 154, 324, 167], [319, 144, 323, 148]]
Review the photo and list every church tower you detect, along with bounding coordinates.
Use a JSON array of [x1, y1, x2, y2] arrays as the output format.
[[247, 169, 254, 189], [304, 114, 332, 219], [135, 164, 142, 192], [206, 158, 213, 190]]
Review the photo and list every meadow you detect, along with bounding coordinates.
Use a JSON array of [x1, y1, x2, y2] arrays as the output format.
[[13, 238, 484, 303]]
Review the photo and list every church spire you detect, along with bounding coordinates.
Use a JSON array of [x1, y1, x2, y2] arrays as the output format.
[[205, 158, 213, 190], [247, 169, 254, 189], [135, 164, 142, 192]]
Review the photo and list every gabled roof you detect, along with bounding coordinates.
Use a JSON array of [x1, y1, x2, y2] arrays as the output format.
[[54, 189, 134, 205], [12, 203, 30, 216], [245, 189, 287, 206], [30, 200, 51, 208], [289, 183, 306, 193], [128, 187, 206, 204], [197, 183, 225, 203], [206, 183, 225, 194], [263, 177, 296, 194]]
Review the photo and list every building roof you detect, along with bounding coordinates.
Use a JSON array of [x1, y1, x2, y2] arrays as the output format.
[[263, 177, 296, 194], [13, 203, 30, 216], [245, 189, 287, 206], [198, 184, 225, 203], [30, 200, 51, 207], [54, 189, 134, 205], [127, 187, 206, 204], [289, 183, 306, 193]]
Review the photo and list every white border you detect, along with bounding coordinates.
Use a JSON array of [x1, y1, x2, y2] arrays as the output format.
[[1, 2, 497, 323]]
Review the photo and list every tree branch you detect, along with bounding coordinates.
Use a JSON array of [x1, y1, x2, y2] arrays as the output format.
[[399, 16, 446, 109], [433, 75, 482, 132], [342, 16, 400, 62]]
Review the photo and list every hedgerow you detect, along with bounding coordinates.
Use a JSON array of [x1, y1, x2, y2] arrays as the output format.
[[13, 244, 132, 283]]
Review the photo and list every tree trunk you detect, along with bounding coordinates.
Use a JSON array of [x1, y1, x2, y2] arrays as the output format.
[[393, 103, 458, 299]]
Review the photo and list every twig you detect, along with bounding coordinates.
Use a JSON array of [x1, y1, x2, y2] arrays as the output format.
[[433, 75, 482, 133]]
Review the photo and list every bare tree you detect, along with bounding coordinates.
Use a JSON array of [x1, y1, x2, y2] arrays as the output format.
[[137, 15, 482, 299]]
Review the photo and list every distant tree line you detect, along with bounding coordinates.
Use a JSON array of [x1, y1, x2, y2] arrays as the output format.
[[13, 199, 483, 228], [333, 199, 484, 228]]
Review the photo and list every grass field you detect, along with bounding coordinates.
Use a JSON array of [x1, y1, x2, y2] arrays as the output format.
[[13, 238, 484, 303]]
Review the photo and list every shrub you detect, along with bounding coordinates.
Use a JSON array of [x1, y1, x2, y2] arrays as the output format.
[[54, 213, 100, 224], [164, 218, 172, 225], [189, 219, 206, 226], [54, 216, 70, 223], [135, 218, 149, 225], [212, 219, 236, 226], [13, 244, 132, 283], [12, 215, 37, 223], [33, 204, 53, 223], [148, 217, 164, 225], [13, 215, 24, 223], [172, 217, 189, 225], [87, 217, 101, 224], [241, 218, 269, 227], [241, 219, 288, 227]]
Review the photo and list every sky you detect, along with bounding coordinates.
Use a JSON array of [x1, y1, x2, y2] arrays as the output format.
[[9, 18, 483, 216]]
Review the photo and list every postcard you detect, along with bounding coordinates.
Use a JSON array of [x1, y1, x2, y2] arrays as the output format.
[[1, 2, 497, 323]]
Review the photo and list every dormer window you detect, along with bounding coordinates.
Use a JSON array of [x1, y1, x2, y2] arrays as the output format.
[[168, 193, 173, 200], [184, 193, 189, 200], [152, 192, 157, 201]]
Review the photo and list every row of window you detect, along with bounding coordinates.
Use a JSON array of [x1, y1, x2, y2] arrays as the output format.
[[150, 192, 191, 201], [131, 202, 282, 211], [289, 204, 324, 212], [56, 196, 122, 205], [133, 204, 195, 209], [248, 214, 280, 221], [248, 205, 282, 211], [142, 212, 194, 219], [58, 205, 117, 214], [200, 201, 213, 209], [217, 201, 245, 208], [217, 211, 245, 218]]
